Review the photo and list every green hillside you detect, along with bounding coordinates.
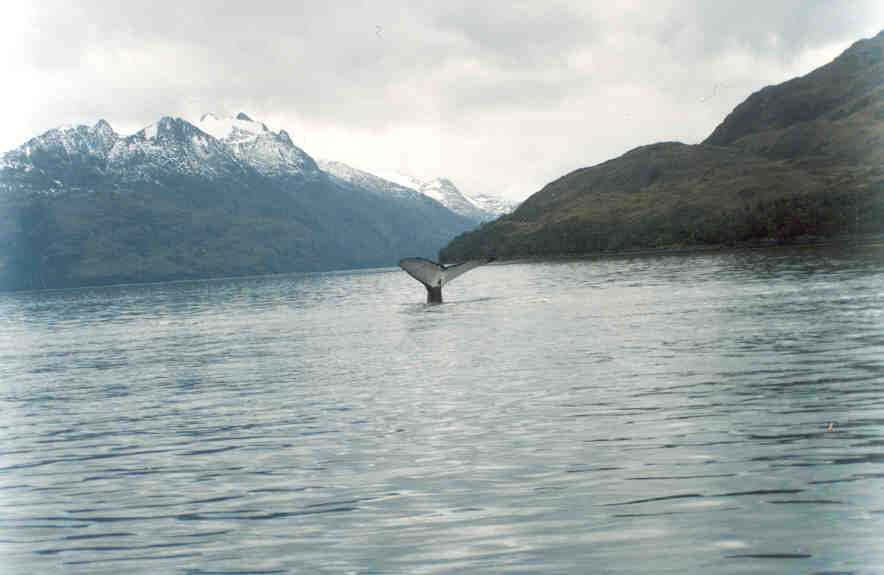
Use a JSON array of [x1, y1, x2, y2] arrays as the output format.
[[441, 30, 884, 262]]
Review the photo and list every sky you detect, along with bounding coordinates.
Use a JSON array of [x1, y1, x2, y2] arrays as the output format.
[[2, 1, 882, 202]]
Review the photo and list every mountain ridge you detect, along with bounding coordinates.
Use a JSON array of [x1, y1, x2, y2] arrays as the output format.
[[0, 114, 478, 290], [326, 162, 517, 222], [440, 30, 884, 262]]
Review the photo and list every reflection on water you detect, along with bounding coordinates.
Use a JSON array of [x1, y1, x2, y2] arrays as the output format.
[[1, 245, 883, 574]]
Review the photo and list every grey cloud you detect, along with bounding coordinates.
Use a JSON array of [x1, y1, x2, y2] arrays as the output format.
[[433, 2, 597, 67], [8, 1, 883, 200], [653, 1, 877, 61]]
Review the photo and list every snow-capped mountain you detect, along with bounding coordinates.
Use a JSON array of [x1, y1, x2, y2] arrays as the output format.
[[323, 163, 516, 222], [3, 114, 516, 220], [0, 113, 479, 291], [196, 112, 319, 179], [417, 177, 490, 222], [1, 116, 251, 189], [466, 193, 519, 218], [112, 117, 248, 182], [2, 113, 324, 192], [318, 159, 424, 201], [369, 169, 487, 220], [2, 120, 118, 170], [319, 160, 491, 226], [2, 120, 119, 188]]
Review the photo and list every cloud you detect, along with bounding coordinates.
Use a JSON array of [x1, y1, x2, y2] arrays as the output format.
[[3, 1, 882, 201]]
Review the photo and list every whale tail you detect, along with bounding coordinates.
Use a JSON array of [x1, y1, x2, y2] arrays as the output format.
[[399, 257, 495, 303]]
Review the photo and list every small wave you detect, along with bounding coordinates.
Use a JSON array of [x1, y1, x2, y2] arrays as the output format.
[[726, 553, 812, 559], [603, 493, 704, 506]]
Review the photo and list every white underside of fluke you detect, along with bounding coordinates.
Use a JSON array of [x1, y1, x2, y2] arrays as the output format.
[[398, 258, 492, 289]]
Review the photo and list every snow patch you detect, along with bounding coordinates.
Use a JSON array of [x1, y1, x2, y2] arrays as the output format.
[[143, 123, 158, 140], [464, 192, 519, 217], [346, 166, 514, 220], [371, 169, 424, 191], [197, 113, 267, 141]]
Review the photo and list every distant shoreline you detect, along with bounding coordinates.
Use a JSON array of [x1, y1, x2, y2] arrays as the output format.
[[479, 233, 884, 265], [5, 234, 881, 294]]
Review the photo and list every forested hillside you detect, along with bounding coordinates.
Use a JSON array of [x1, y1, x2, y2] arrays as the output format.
[[441, 30, 883, 261]]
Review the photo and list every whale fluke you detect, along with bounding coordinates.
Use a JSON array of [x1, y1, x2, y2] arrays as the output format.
[[399, 257, 495, 303]]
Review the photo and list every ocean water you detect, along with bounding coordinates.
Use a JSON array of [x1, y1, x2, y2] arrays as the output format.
[[1, 245, 883, 574]]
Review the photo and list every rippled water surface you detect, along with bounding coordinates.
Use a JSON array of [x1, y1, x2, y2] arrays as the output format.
[[2, 246, 884, 574]]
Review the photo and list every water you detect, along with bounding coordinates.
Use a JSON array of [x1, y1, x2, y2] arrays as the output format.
[[1, 245, 883, 574]]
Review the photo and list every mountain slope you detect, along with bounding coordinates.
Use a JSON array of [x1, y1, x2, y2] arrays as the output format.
[[704, 30, 883, 170], [704, 30, 883, 153], [369, 168, 513, 221], [0, 115, 478, 290], [320, 160, 518, 221], [441, 30, 883, 261], [317, 159, 427, 201], [416, 177, 491, 222], [197, 112, 321, 179], [467, 192, 519, 219]]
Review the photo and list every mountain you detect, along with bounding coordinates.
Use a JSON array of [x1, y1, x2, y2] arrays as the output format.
[[317, 160, 428, 201], [703, 31, 883, 162], [366, 169, 491, 221], [466, 192, 520, 219], [197, 112, 320, 179], [412, 177, 492, 222], [324, 163, 517, 222], [441, 30, 883, 261], [0, 114, 477, 291]]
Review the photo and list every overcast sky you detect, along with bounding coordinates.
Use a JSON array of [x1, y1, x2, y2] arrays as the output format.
[[2, 1, 881, 201]]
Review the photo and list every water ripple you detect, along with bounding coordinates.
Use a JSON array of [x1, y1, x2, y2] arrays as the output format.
[[1, 247, 883, 573]]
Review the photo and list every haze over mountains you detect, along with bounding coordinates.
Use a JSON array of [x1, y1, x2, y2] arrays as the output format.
[[318, 160, 517, 222], [442, 29, 884, 261], [0, 113, 498, 290]]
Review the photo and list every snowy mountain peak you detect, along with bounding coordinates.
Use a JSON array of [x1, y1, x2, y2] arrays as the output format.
[[318, 159, 426, 202], [195, 113, 318, 178], [327, 164, 513, 222], [416, 177, 490, 221], [134, 116, 196, 142], [3, 114, 521, 224], [2, 119, 121, 171], [368, 170, 486, 219], [94, 119, 114, 135], [371, 169, 424, 191], [2, 113, 323, 191], [196, 112, 267, 142], [105, 116, 243, 183], [463, 192, 519, 218]]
